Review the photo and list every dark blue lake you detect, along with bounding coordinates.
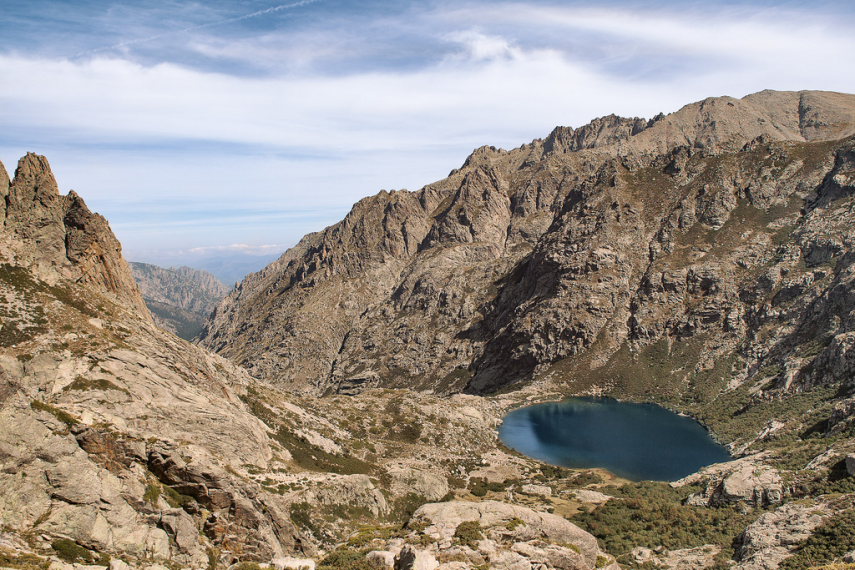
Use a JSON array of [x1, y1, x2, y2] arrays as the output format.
[[498, 397, 732, 481]]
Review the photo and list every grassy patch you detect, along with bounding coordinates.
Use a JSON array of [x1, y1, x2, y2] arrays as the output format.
[[0, 547, 49, 570], [51, 539, 109, 566], [240, 390, 374, 475], [30, 400, 78, 426], [346, 525, 405, 548], [143, 481, 162, 504], [290, 501, 324, 539], [272, 426, 374, 475], [0, 263, 98, 317], [318, 548, 372, 570], [64, 375, 129, 395]]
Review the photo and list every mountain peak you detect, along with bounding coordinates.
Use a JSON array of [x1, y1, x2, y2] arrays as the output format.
[[0, 153, 150, 318]]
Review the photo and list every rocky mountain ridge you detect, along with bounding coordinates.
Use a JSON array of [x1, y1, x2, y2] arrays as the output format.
[[130, 262, 229, 340], [4, 89, 855, 570], [199, 90, 855, 402], [0, 153, 621, 570]]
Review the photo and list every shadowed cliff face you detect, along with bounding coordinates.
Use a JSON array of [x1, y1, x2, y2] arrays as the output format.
[[199, 90, 855, 398]]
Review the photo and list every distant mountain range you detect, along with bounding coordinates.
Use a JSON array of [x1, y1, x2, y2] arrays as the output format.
[[129, 262, 230, 340]]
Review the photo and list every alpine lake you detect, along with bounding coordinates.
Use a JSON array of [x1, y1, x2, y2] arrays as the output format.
[[499, 397, 732, 481]]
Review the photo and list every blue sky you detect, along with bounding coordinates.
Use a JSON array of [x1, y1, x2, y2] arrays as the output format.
[[2, 0, 854, 266]]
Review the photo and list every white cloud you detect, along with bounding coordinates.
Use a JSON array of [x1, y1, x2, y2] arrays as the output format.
[[2, 1, 854, 258], [187, 243, 285, 255], [444, 30, 524, 63]]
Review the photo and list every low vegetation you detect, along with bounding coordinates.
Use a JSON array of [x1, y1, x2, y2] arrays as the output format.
[[453, 520, 483, 548], [317, 547, 372, 570], [51, 539, 109, 566], [30, 400, 78, 427], [780, 509, 855, 570], [573, 482, 755, 561]]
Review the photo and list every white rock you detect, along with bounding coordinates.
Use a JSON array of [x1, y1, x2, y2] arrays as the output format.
[[109, 560, 132, 570], [271, 556, 316, 570], [365, 551, 395, 570], [520, 484, 551, 497]]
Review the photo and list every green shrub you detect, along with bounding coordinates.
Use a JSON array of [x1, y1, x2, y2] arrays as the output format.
[[453, 521, 483, 548], [505, 517, 525, 531], [573, 481, 753, 556], [468, 477, 488, 497], [318, 548, 371, 570], [780, 509, 855, 570], [391, 493, 428, 522], [143, 482, 161, 504]]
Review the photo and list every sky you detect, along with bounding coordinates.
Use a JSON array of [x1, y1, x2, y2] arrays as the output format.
[[1, 0, 854, 268]]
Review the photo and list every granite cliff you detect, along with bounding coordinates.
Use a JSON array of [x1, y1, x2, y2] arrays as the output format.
[[4, 89, 855, 570], [0, 153, 618, 570], [130, 262, 229, 340], [199, 90, 855, 408]]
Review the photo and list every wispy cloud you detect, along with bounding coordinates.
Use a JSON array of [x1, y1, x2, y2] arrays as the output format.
[[2, 0, 854, 264], [73, 0, 320, 58], [187, 243, 285, 255]]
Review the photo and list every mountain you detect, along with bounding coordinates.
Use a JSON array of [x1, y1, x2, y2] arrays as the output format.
[[0, 153, 618, 570], [5, 89, 855, 570], [199, 90, 855, 403], [130, 262, 229, 340]]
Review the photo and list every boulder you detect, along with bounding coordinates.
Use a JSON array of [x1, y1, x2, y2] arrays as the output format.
[[394, 545, 438, 570], [412, 501, 600, 568], [520, 484, 551, 497], [679, 457, 783, 507], [365, 550, 395, 570], [271, 557, 316, 570], [735, 502, 830, 570]]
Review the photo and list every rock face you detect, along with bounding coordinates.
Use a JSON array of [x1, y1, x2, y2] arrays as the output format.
[[734, 501, 832, 570], [0, 162, 568, 569], [0, 153, 149, 317], [0, 155, 310, 566], [199, 90, 855, 401], [130, 262, 229, 340], [678, 456, 784, 507]]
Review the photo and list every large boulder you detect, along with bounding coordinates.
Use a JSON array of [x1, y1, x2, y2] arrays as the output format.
[[678, 457, 783, 507], [411, 501, 605, 569]]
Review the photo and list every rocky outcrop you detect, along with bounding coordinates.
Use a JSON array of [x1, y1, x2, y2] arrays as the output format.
[[354, 500, 620, 570], [0, 156, 315, 566], [0, 153, 149, 317], [200, 90, 855, 401], [130, 262, 229, 340], [735, 501, 832, 570], [678, 457, 784, 507]]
